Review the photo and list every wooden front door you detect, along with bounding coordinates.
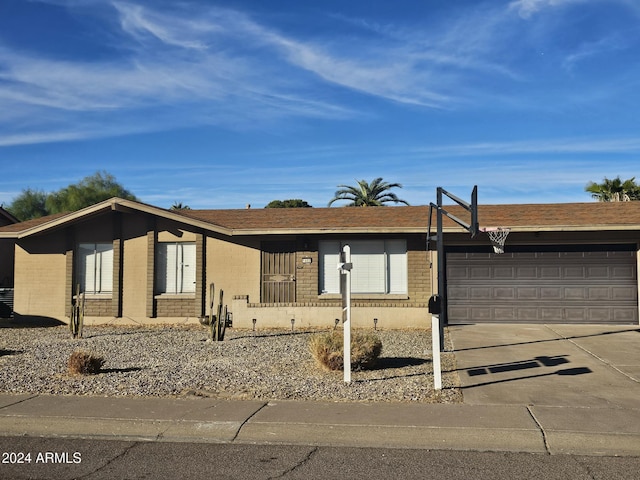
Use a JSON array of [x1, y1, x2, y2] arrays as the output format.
[[261, 242, 296, 303]]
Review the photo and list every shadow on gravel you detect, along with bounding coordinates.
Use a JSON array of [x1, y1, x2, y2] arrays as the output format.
[[100, 367, 144, 374], [0, 349, 23, 357], [0, 315, 65, 328], [373, 357, 429, 370], [228, 330, 317, 341]]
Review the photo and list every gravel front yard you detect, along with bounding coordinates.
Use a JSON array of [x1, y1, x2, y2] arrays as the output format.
[[0, 324, 462, 403]]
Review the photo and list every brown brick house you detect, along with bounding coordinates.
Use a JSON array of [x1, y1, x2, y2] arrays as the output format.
[[0, 197, 638, 327]]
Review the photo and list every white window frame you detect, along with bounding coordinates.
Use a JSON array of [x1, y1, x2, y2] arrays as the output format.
[[319, 239, 407, 295], [156, 242, 196, 295], [77, 242, 113, 295]]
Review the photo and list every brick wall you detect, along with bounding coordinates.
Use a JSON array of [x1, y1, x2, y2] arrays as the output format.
[[295, 241, 318, 302], [156, 296, 196, 317], [83, 298, 113, 316]]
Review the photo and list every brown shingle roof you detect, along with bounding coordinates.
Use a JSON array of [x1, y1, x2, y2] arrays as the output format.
[[1, 199, 639, 237], [177, 201, 640, 233], [0, 212, 69, 234]]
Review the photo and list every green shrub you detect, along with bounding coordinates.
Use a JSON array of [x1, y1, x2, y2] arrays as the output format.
[[310, 330, 382, 371], [68, 350, 104, 375]]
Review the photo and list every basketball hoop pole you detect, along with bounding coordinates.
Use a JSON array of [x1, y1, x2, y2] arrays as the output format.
[[428, 186, 479, 351]]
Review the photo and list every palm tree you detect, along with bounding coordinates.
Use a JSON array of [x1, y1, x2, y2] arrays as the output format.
[[328, 178, 410, 207], [170, 202, 191, 210], [585, 176, 639, 202]]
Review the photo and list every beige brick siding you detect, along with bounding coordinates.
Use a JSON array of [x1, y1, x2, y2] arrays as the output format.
[[156, 296, 196, 317], [84, 298, 113, 316]]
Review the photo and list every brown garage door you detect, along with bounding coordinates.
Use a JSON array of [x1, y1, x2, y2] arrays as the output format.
[[447, 248, 638, 324]]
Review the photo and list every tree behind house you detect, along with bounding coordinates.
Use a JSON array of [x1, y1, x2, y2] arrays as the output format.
[[585, 176, 639, 202], [8, 171, 137, 221], [265, 199, 312, 208], [328, 178, 409, 207]]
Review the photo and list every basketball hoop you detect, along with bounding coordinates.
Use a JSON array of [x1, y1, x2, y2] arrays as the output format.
[[482, 227, 510, 254]]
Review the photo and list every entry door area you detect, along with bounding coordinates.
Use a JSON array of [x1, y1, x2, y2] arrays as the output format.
[[447, 248, 638, 324], [261, 242, 296, 303]]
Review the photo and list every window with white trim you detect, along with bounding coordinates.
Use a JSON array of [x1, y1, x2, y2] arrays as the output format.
[[77, 243, 113, 294], [156, 242, 196, 294], [319, 240, 407, 294]]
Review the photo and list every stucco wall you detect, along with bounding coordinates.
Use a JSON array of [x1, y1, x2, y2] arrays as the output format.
[[121, 215, 149, 319], [14, 233, 67, 321], [205, 235, 261, 313]]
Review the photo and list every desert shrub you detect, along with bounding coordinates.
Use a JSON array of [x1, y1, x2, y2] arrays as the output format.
[[310, 330, 382, 371], [68, 350, 104, 375]]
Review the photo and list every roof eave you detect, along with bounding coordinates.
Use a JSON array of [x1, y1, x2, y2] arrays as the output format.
[[15, 198, 233, 238]]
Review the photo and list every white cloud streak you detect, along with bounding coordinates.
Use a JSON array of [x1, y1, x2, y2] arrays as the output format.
[[0, 0, 638, 148]]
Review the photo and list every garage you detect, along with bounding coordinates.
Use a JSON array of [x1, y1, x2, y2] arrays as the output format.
[[446, 245, 639, 324]]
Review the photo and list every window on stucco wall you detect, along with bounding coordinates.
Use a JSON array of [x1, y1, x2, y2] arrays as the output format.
[[156, 242, 196, 294], [318, 240, 407, 294], [77, 243, 113, 294]]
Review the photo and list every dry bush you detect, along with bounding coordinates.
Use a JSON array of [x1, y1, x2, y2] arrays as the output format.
[[310, 330, 382, 371], [68, 350, 104, 375]]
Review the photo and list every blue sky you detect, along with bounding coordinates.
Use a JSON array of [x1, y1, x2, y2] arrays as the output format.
[[1, 0, 639, 210]]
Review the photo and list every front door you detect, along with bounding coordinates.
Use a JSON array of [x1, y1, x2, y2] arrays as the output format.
[[261, 241, 296, 303]]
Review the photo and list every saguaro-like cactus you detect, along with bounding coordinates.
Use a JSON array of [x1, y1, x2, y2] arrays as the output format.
[[208, 284, 227, 342], [70, 284, 84, 339]]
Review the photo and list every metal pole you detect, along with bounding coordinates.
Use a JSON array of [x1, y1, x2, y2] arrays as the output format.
[[342, 245, 352, 383], [432, 314, 442, 390], [436, 188, 445, 350]]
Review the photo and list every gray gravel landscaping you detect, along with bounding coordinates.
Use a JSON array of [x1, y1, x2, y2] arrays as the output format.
[[0, 324, 462, 403]]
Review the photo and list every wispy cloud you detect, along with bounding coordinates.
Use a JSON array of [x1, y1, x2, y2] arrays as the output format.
[[1, 0, 638, 148]]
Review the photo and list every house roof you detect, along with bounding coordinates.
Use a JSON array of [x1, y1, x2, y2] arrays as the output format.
[[0, 197, 639, 238], [0, 206, 18, 226]]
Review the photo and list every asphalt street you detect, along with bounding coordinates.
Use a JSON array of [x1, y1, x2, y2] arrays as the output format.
[[1, 436, 640, 480]]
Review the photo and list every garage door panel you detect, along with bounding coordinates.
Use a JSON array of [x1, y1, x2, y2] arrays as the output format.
[[588, 287, 610, 300], [565, 308, 587, 322], [587, 266, 609, 278], [447, 248, 638, 324], [517, 287, 538, 299], [541, 308, 564, 321], [494, 267, 515, 279], [612, 266, 635, 279], [564, 287, 586, 300], [540, 287, 562, 299], [470, 287, 491, 299], [614, 309, 638, 322], [470, 267, 491, 279], [494, 308, 516, 321], [612, 286, 637, 300], [540, 267, 562, 278], [516, 266, 537, 278], [448, 286, 469, 300], [517, 308, 539, 321]]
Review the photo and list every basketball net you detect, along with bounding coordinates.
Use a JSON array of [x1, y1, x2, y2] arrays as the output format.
[[483, 227, 510, 254]]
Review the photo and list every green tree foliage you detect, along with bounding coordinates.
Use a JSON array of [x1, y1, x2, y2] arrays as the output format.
[[5, 189, 48, 221], [328, 178, 410, 207], [265, 199, 312, 208], [170, 202, 191, 210], [8, 171, 137, 221], [585, 176, 640, 202]]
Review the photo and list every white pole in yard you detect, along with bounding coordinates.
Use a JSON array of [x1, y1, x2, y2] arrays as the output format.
[[432, 314, 442, 390], [339, 245, 353, 384]]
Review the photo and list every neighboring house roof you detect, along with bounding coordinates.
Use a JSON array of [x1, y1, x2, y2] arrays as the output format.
[[0, 206, 19, 226], [0, 197, 639, 239]]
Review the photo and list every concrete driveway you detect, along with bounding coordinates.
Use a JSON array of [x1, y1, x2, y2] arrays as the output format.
[[448, 324, 640, 409]]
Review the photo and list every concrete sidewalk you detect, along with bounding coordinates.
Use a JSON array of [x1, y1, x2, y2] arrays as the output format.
[[0, 324, 638, 456]]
